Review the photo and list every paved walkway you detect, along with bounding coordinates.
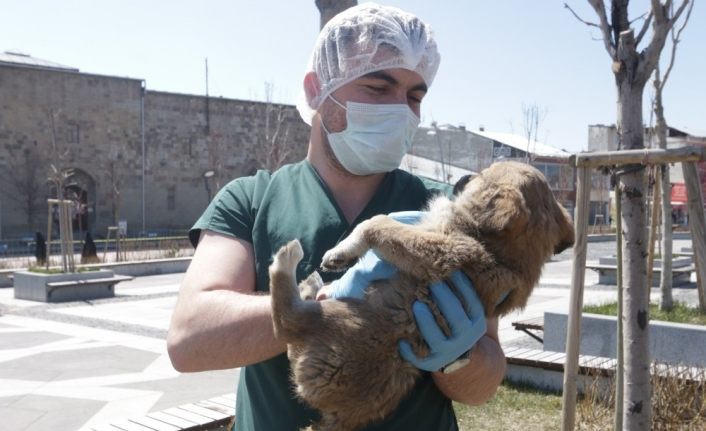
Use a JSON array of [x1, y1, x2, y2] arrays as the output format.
[[0, 274, 237, 431], [0, 237, 701, 430]]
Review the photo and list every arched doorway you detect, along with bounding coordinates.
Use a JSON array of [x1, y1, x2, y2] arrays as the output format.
[[63, 169, 96, 234]]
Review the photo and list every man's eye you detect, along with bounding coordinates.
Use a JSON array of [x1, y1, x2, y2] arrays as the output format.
[[367, 85, 386, 92]]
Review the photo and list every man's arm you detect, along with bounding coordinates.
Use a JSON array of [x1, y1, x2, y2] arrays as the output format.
[[167, 230, 286, 372], [432, 317, 505, 405]]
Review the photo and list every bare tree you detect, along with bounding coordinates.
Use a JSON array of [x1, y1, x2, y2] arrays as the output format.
[[255, 82, 293, 172], [521, 102, 548, 163], [567, 1, 692, 428], [651, 0, 695, 311], [46, 109, 76, 272], [106, 145, 124, 226], [1, 146, 47, 231], [315, 0, 357, 29]]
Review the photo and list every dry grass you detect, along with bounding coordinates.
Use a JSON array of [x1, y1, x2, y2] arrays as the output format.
[[577, 363, 706, 430]]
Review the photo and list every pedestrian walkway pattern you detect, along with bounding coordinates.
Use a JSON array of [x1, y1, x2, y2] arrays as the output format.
[[0, 274, 238, 431]]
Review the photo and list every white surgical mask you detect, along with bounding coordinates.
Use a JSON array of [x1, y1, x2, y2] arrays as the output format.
[[322, 96, 420, 175]]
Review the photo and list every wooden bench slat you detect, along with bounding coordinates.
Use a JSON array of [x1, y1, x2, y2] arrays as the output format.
[[502, 346, 523, 357], [178, 403, 230, 421], [162, 407, 214, 425], [221, 393, 236, 401], [510, 348, 541, 360], [127, 416, 181, 431], [103, 419, 156, 431], [542, 352, 566, 364], [196, 400, 235, 416], [148, 411, 199, 428], [90, 424, 127, 431], [526, 350, 561, 363], [206, 396, 235, 409]]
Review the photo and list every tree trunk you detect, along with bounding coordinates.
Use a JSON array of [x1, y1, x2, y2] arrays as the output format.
[[616, 30, 651, 430], [315, 0, 357, 29], [654, 73, 674, 310]]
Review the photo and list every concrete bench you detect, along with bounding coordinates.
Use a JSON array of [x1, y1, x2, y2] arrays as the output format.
[[586, 262, 694, 286], [44, 275, 134, 302], [90, 394, 235, 431], [511, 316, 545, 343]]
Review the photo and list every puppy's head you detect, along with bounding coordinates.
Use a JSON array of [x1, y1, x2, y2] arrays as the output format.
[[458, 161, 574, 259]]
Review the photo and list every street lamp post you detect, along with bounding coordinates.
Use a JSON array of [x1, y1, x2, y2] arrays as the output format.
[[203, 170, 215, 205]]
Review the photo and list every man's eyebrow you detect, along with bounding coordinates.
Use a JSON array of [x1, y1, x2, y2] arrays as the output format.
[[360, 71, 428, 93]]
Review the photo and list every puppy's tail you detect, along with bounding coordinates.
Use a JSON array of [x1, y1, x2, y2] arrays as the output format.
[[270, 240, 322, 342]]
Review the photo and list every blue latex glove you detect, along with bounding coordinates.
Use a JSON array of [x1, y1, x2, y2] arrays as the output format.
[[326, 211, 424, 299], [399, 271, 487, 372]]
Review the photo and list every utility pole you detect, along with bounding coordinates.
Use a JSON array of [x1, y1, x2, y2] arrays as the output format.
[[205, 58, 210, 136]]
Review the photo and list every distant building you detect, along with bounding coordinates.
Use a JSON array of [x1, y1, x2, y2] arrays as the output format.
[[0, 52, 309, 239], [405, 124, 575, 212], [587, 124, 706, 227]]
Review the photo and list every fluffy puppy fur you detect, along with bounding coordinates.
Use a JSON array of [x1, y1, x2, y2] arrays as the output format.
[[269, 161, 575, 431]]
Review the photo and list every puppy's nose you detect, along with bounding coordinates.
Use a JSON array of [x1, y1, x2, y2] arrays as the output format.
[[554, 239, 574, 254]]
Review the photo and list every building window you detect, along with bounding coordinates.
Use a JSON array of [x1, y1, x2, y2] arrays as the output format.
[[66, 123, 80, 144], [167, 186, 176, 211]]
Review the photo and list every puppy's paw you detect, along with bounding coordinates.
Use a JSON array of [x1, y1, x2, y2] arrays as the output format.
[[273, 239, 304, 273], [299, 271, 323, 300], [321, 247, 358, 272]]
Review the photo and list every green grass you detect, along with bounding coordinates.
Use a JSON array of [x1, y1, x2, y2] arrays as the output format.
[[27, 266, 100, 274], [454, 380, 562, 430], [584, 301, 706, 325]]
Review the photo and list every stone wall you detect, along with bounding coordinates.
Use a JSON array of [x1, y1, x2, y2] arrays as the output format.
[[0, 64, 309, 238]]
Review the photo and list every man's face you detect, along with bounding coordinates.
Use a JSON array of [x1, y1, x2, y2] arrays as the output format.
[[319, 68, 428, 134]]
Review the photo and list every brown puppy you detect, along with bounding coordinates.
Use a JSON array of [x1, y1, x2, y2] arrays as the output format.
[[269, 161, 575, 431]]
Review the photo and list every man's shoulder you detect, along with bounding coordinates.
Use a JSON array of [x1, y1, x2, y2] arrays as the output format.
[[220, 161, 307, 195], [391, 169, 453, 197]]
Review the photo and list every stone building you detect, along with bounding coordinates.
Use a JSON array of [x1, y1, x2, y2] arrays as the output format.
[[0, 52, 309, 239], [407, 124, 576, 213], [587, 124, 706, 227]]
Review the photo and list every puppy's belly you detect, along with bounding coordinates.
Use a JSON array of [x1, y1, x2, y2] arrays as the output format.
[[290, 299, 420, 417]]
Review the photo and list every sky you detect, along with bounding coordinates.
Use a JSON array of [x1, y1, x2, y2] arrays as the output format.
[[2, 0, 704, 153]]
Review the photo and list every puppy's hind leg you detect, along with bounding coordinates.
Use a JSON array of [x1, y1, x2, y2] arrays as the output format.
[[299, 271, 323, 301], [270, 240, 314, 342]]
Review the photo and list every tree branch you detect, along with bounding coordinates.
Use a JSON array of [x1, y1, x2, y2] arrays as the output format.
[[635, 11, 653, 46], [564, 3, 601, 28], [586, 0, 617, 58], [639, 0, 691, 86], [660, 0, 694, 88]]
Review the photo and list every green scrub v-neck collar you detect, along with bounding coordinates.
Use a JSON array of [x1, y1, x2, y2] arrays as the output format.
[[303, 160, 395, 229]]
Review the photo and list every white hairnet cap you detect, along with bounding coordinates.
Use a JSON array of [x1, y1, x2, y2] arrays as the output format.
[[296, 2, 440, 125]]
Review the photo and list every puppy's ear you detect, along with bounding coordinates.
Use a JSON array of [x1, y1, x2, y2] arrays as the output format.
[[478, 186, 529, 233]]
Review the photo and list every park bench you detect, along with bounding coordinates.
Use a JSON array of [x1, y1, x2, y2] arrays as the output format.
[[511, 316, 545, 343], [90, 393, 235, 431]]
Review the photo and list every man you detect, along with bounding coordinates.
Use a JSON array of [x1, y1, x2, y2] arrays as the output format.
[[167, 4, 505, 430]]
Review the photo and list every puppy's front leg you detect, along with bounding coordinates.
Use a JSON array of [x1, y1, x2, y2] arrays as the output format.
[[320, 219, 374, 272], [330, 215, 480, 282]]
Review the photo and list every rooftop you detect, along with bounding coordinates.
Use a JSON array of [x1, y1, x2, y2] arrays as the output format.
[[0, 50, 79, 72]]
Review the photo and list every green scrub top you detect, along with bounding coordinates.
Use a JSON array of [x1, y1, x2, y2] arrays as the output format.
[[190, 160, 456, 431]]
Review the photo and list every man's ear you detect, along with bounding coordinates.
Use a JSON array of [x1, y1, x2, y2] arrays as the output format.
[[303, 72, 321, 107]]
